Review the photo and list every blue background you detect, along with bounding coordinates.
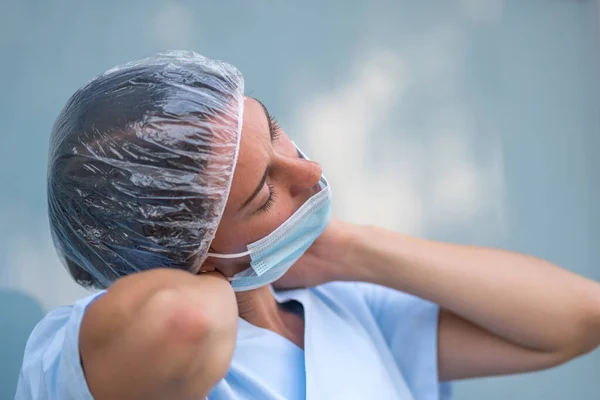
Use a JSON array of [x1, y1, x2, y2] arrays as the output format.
[[1, 1, 598, 398]]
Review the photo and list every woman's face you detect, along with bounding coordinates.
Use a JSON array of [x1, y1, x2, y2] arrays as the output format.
[[204, 97, 322, 277]]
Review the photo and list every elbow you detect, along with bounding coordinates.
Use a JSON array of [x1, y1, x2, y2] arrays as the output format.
[[554, 297, 600, 362], [150, 285, 238, 347], [148, 289, 215, 343], [577, 297, 600, 355], [576, 293, 600, 355], [151, 288, 238, 388]]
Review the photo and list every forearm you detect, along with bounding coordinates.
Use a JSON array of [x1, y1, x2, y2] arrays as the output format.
[[346, 225, 600, 355]]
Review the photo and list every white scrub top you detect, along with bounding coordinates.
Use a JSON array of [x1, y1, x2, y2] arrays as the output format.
[[16, 282, 452, 400]]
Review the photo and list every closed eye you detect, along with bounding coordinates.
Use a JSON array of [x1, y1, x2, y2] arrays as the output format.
[[256, 183, 277, 214]]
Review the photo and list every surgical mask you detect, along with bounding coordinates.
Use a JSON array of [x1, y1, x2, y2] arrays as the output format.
[[207, 147, 332, 292]]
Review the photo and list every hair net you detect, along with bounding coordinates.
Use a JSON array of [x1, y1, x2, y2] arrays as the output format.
[[47, 51, 244, 289]]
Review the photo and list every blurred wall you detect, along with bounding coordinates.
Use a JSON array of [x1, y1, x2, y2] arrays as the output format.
[[1, 0, 598, 398]]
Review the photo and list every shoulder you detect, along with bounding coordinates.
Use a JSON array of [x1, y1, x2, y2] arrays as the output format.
[[16, 291, 105, 400], [308, 281, 367, 308], [309, 281, 440, 337], [309, 283, 451, 399], [21, 291, 105, 369], [310, 281, 430, 309], [305, 281, 390, 326]]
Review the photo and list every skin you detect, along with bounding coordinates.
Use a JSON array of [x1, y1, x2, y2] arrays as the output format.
[[78, 97, 600, 400], [202, 97, 322, 349]]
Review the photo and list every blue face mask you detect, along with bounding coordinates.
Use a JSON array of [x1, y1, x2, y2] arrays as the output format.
[[207, 149, 332, 292]]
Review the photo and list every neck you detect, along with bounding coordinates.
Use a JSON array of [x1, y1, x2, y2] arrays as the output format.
[[236, 286, 281, 325], [235, 286, 305, 349]]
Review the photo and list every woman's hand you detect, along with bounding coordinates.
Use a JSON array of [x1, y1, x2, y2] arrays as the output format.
[[278, 220, 600, 379], [79, 269, 238, 400], [273, 218, 359, 290]]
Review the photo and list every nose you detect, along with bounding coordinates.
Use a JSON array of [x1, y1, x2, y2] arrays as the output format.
[[276, 154, 322, 198]]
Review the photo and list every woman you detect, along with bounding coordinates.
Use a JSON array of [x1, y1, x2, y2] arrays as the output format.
[[16, 51, 600, 400]]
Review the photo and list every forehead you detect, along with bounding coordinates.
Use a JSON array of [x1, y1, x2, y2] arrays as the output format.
[[241, 97, 268, 133], [222, 97, 271, 214]]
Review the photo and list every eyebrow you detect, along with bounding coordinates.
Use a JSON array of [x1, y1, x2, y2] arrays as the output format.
[[254, 98, 277, 141], [239, 98, 274, 210]]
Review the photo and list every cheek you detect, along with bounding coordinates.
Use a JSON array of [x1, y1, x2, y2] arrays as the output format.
[[211, 221, 252, 253], [207, 206, 294, 277], [211, 205, 291, 252], [207, 188, 299, 277], [245, 200, 296, 243]]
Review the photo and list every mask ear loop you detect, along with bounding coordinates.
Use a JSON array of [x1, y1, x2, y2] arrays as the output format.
[[208, 144, 322, 260], [207, 248, 253, 259], [206, 248, 255, 282]]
